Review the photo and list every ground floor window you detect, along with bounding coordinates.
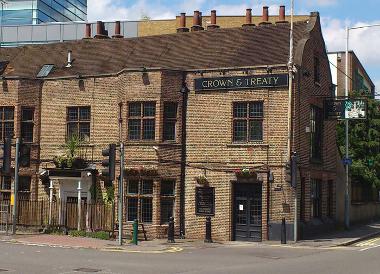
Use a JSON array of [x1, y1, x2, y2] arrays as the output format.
[[126, 179, 153, 223], [160, 180, 175, 224], [311, 179, 322, 218], [300, 177, 306, 222], [327, 180, 333, 217]]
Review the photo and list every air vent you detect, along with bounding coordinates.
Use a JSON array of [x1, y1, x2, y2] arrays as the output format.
[[37, 64, 54, 78]]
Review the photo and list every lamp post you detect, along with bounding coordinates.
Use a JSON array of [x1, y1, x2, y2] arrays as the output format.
[[344, 23, 380, 229]]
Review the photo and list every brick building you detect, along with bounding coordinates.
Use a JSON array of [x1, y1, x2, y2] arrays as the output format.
[[0, 7, 337, 241]]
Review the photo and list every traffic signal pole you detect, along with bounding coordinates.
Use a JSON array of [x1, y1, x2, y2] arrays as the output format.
[[12, 138, 20, 235], [118, 143, 124, 246]]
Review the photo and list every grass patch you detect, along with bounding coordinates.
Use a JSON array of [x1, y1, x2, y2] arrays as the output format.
[[69, 230, 110, 240]]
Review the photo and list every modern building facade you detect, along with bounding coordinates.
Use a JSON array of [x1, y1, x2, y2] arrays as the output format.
[[0, 7, 307, 47], [0, 0, 87, 25], [328, 51, 375, 98], [0, 8, 338, 241]]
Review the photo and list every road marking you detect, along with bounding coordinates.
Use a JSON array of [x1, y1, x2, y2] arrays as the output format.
[[355, 237, 380, 247], [359, 244, 380, 252], [101, 246, 183, 254]]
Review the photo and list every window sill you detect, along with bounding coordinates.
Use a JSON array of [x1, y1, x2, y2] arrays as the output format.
[[125, 141, 159, 146], [227, 142, 269, 148]]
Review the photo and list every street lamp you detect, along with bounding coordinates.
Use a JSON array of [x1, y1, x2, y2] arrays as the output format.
[[344, 23, 380, 229]]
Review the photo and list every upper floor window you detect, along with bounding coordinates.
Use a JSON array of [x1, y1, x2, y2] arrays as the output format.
[[128, 102, 155, 141], [314, 55, 320, 84], [233, 102, 263, 142], [0, 106, 14, 142], [310, 105, 323, 161], [163, 102, 177, 141], [21, 107, 34, 143], [67, 106, 91, 142]]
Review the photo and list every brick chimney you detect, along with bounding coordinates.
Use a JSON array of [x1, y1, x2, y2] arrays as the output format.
[[259, 6, 272, 25], [112, 21, 124, 38], [191, 10, 204, 31], [276, 5, 288, 24], [242, 8, 255, 27], [83, 23, 92, 39], [94, 21, 109, 39], [207, 10, 220, 30], [177, 13, 189, 32]]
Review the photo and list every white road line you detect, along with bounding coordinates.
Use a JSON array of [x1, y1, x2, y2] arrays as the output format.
[[360, 244, 380, 252]]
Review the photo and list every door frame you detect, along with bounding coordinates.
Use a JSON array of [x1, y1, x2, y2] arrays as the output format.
[[232, 180, 263, 241]]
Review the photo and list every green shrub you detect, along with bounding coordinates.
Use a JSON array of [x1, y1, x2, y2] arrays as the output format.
[[68, 230, 110, 240]]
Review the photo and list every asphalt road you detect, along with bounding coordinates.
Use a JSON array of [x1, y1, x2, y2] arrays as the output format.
[[0, 237, 380, 274]]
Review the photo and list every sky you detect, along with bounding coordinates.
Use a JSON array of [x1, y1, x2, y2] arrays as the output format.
[[87, 0, 380, 94]]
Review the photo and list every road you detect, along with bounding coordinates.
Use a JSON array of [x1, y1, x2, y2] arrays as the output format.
[[0, 237, 380, 274]]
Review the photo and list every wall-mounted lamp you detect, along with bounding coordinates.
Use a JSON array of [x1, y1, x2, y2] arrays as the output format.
[[268, 170, 274, 183], [180, 82, 190, 94]]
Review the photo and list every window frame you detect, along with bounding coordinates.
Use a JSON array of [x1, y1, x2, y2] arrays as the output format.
[[66, 106, 91, 142], [310, 105, 323, 162], [127, 102, 156, 141], [311, 179, 322, 219], [232, 101, 264, 143], [21, 107, 35, 143], [126, 179, 154, 223], [0, 106, 14, 142], [160, 180, 175, 224], [163, 102, 178, 142], [314, 54, 321, 84]]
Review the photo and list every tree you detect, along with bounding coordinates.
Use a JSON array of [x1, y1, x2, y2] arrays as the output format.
[[337, 94, 380, 188]]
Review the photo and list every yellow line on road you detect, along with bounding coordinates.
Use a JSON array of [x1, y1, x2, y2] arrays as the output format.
[[355, 237, 380, 247]]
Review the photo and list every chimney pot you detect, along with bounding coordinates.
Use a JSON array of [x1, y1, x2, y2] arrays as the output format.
[[259, 6, 272, 25], [191, 10, 204, 31], [276, 5, 288, 24], [112, 21, 124, 38], [84, 23, 92, 39], [207, 10, 220, 30], [242, 8, 255, 27], [177, 12, 189, 32], [94, 20, 109, 39]]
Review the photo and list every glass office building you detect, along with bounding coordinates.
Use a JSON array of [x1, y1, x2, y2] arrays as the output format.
[[1, 0, 87, 25]]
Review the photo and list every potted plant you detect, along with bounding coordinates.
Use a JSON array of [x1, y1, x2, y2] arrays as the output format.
[[195, 175, 209, 186]]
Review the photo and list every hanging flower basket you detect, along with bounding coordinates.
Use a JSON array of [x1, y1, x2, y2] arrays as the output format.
[[234, 168, 257, 179], [195, 175, 209, 186]]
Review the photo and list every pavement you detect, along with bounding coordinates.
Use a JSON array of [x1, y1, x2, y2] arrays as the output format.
[[1, 220, 380, 252]]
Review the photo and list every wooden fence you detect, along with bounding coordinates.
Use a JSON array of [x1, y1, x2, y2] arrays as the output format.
[[1, 199, 115, 232]]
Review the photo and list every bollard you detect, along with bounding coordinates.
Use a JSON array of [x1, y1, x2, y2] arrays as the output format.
[[132, 219, 138, 245], [167, 216, 175, 243], [281, 217, 287, 244], [205, 216, 212, 243]]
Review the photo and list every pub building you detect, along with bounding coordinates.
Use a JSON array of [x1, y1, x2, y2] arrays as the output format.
[[0, 7, 337, 241]]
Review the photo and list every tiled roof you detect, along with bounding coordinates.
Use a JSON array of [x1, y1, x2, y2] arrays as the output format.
[[0, 20, 310, 78]]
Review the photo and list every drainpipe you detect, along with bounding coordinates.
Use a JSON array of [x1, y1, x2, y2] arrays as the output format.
[[179, 72, 189, 238]]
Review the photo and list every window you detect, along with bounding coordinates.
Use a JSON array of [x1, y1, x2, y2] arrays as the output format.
[[300, 177, 306, 222], [314, 55, 320, 83], [311, 179, 322, 218], [18, 176, 31, 200], [67, 106, 91, 142], [310, 105, 323, 161], [128, 102, 156, 140], [126, 179, 153, 223], [0, 106, 14, 141], [233, 102, 263, 142], [163, 102, 177, 141], [0, 176, 11, 190], [21, 107, 34, 143], [160, 180, 175, 224]]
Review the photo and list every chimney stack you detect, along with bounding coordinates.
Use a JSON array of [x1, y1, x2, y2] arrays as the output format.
[[177, 12, 189, 32], [207, 10, 220, 30], [276, 5, 288, 24], [94, 21, 109, 39], [191, 10, 204, 31], [259, 6, 272, 25], [112, 21, 124, 38], [242, 8, 255, 27], [83, 23, 92, 39]]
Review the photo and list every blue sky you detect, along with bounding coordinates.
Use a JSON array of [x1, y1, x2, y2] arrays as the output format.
[[88, 0, 380, 94]]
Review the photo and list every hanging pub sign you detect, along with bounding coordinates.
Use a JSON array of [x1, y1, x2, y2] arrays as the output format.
[[195, 187, 215, 216], [324, 98, 367, 120], [194, 74, 289, 91]]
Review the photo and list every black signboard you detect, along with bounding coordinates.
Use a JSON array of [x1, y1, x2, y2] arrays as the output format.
[[324, 98, 367, 120], [194, 74, 289, 92], [195, 187, 215, 216]]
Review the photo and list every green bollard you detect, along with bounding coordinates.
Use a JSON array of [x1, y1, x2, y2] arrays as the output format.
[[132, 219, 138, 245]]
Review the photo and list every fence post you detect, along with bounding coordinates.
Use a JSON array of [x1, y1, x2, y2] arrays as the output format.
[[132, 219, 138, 245], [167, 217, 175, 243], [49, 180, 53, 226], [77, 180, 82, 231]]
